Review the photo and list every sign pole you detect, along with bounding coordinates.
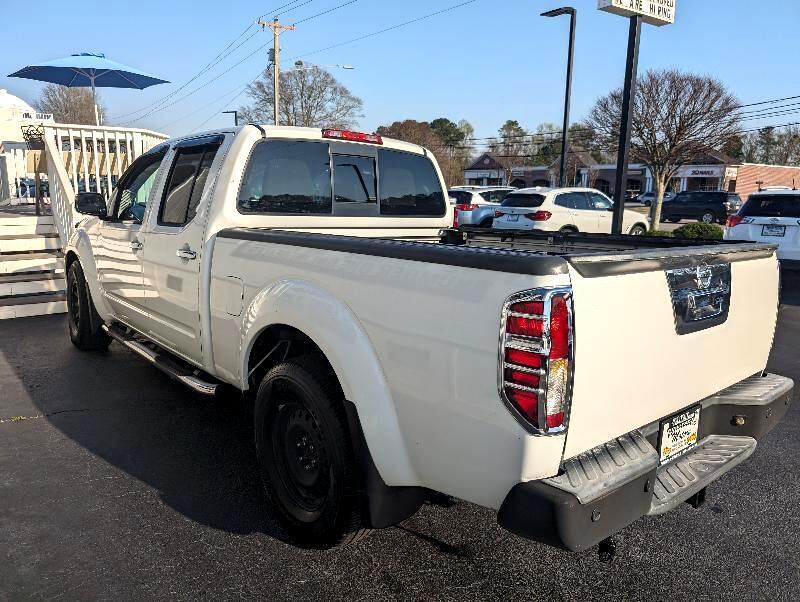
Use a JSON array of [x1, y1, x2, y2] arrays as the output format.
[[611, 15, 642, 235]]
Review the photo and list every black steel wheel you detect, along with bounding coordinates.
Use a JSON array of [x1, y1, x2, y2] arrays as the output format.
[[254, 356, 369, 547], [66, 261, 111, 351]]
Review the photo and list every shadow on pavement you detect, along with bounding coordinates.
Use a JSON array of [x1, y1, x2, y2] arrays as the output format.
[[0, 314, 284, 540]]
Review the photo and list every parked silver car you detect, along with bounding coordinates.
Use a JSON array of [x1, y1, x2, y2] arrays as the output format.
[[449, 187, 516, 227], [637, 191, 675, 206]]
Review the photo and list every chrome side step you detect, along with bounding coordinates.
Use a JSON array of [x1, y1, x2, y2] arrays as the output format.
[[648, 435, 757, 516], [102, 324, 219, 396]]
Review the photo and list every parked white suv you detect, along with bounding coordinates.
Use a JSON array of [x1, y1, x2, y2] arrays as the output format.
[[724, 188, 800, 266], [449, 187, 515, 227], [493, 187, 649, 235]]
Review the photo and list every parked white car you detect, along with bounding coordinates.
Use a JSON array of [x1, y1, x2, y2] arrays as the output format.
[[724, 188, 800, 266], [492, 187, 649, 235]]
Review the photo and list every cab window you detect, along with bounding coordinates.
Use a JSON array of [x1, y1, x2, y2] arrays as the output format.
[[159, 140, 222, 226], [378, 149, 446, 216], [238, 140, 332, 214], [112, 150, 166, 223]]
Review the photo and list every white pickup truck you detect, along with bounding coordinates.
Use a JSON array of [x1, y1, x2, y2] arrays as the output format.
[[65, 125, 793, 555]]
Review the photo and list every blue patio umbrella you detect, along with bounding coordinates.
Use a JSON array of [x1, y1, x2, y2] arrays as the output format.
[[8, 52, 169, 125]]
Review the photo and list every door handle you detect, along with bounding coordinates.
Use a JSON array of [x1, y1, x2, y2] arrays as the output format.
[[176, 248, 197, 260], [130, 240, 143, 251]]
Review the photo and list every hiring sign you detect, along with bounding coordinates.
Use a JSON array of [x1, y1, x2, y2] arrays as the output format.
[[598, 0, 676, 26]]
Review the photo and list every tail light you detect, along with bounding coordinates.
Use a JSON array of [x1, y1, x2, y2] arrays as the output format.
[[526, 211, 552, 221], [726, 215, 749, 227], [499, 288, 573, 435], [457, 204, 479, 212]]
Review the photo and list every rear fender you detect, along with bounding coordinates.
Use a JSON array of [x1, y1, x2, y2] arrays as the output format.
[[239, 279, 418, 486]]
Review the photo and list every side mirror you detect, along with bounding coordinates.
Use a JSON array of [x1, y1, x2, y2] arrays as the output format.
[[75, 192, 107, 217]]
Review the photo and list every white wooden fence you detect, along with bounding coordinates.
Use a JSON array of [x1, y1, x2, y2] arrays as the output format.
[[40, 123, 168, 244]]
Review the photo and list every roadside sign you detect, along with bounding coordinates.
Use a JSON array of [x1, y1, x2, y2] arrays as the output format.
[[598, 0, 676, 26]]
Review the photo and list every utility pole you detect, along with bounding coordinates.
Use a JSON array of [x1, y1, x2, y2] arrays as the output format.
[[257, 16, 296, 127]]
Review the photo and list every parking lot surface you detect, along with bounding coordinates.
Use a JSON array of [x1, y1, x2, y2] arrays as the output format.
[[1, 280, 799, 600]]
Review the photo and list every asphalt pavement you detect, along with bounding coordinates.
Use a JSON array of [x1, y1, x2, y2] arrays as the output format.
[[1, 278, 799, 600]]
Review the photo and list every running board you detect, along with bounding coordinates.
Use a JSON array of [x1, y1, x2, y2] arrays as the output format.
[[102, 324, 219, 396]]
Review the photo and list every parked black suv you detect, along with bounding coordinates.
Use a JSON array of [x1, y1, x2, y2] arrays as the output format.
[[660, 191, 742, 224]]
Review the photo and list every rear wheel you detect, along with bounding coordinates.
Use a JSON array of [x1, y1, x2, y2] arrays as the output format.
[[629, 224, 647, 236], [66, 261, 111, 351], [700, 211, 715, 224], [254, 356, 369, 548], [559, 226, 578, 234], [479, 217, 493, 228]]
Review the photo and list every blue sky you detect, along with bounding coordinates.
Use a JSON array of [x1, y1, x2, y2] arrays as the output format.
[[2, 0, 799, 142]]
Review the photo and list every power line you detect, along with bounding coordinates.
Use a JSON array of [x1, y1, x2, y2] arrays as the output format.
[[292, 0, 361, 25], [114, 24, 258, 121]]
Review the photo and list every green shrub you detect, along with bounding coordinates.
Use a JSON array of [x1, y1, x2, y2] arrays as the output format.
[[672, 222, 724, 240], [646, 229, 674, 237]]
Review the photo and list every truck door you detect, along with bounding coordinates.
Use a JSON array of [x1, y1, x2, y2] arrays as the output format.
[[95, 148, 167, 332], [140, 135, 224, 365]]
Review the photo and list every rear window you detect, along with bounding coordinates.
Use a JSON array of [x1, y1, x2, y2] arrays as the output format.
[[740, 194, 800, 218], [448, 190, 472, 204], [501, 193, 546, 208], [378, 149, 446, 216], [238, 140, 332, 214]]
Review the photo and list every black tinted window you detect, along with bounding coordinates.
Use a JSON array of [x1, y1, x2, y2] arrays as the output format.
[[449, 190, 472, 204], [501, 193, 546, 208], [741, 195, 800, 218], [561, 192, 591, 210], [554, 195, 574, 208], [160, 142, 221, 226], [238, 140, 332, 214], [378, 149, 445, 216], [334, 154, 376, 215]]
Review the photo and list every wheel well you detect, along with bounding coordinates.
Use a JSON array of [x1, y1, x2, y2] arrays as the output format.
[[633, 222, 648, 231], [246, 324, 337, 392], [64, 250, 79, 270], [560, 226, 578, 233]]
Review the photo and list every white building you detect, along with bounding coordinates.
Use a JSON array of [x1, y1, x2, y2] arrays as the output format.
[[0, 88, 54, 201]]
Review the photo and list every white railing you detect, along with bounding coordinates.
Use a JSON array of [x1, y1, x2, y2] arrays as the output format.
[[42, 123, 168, 244]]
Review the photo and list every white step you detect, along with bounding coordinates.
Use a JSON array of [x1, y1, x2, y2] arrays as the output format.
[[0, 214, 54, 226], [0, 277, 65, 297], [0, 233, 61, 253], [0, 252, 63, 274], [0, 223, 58, 235], [0, 299, 67, 320]]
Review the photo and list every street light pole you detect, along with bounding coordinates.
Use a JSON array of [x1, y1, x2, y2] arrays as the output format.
[[542, 7, 576, 188], [611, 15, 642, 235], [222, 110, 238, 126]]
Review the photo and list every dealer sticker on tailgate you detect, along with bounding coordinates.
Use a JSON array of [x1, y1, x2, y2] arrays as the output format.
[[658, 406, 701, 465]]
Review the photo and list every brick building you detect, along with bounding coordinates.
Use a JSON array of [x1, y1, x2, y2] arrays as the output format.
[[466, 150, 800, 200]]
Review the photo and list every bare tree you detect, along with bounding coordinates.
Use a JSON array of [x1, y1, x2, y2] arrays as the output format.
[[36, 84, 105, 125], [376, 119, 463, 186], [239, 65, 363, 128], [586, 69, 741, 225]]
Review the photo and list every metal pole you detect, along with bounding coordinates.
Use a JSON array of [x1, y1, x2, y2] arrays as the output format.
[[611, 15, 642, 234], [272, 17, 280, 127], [91, 78, 100, 126], [559, 10, 576, 188]]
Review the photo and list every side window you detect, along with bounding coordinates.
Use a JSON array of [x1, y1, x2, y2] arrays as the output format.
[[560, 192, 591, 210], [113, 152, 166, 223], [554, 194, 575, 209], [159, 142, 221, 226], [488, 190, 510, 203], [238, 140, 332, 214], [589, 192, 612, 211], [378, 149, 446, 216], [333, 154, 377, 216]]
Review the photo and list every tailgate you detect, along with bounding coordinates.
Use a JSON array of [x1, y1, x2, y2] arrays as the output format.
[[562, 243, 779, 458]]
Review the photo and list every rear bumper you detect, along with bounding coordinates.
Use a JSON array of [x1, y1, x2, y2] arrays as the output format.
[[497, 373, 793, 552]]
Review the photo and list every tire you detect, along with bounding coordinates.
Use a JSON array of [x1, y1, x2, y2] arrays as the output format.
[[629, 224, 647, 236], [254, 356, 369, 548], [700, 211, 715, 224], [66, 261, 111, 351], [668, 217, 681, 223], [559, 226, 578, 234], [643, 200, 651, 207], [478, 217, 493, 228]]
